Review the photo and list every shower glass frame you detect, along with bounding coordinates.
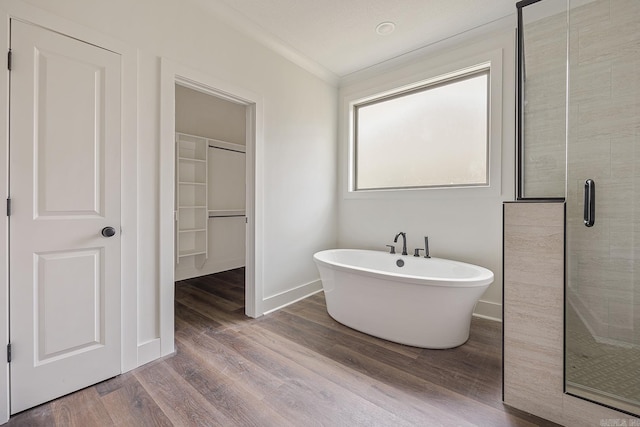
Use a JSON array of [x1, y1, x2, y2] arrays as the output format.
[[516, 0, 640, 417]]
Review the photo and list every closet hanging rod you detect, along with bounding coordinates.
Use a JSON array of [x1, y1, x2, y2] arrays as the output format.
[[208, 209, 245, 218], [208, 144, 246, 154]]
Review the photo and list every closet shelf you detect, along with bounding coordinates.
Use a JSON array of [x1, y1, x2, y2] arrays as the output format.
[[178, 249, 207, 258], [178, 181, 206, 186], [178, 205, 207, 209], [178, 156, 206, 163], [178, 228, 206, 233]]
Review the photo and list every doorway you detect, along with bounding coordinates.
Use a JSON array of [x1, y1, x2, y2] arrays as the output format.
[[174, 85, 247, 282], [167, 72, 258, 324], [174, 83, 248, 316]]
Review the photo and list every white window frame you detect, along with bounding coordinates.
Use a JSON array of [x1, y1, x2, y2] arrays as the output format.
[[341, 48, 503, 200], [353, 65, 490, 191]]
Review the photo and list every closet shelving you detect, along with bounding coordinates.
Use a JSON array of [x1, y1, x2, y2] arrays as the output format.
[[176, 133, 209, 263], [176, 132, 247, 265]]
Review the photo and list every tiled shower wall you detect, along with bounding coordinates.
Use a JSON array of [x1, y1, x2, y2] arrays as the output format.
[[521, 5, 567, 198], [524, 0, 640, 346]]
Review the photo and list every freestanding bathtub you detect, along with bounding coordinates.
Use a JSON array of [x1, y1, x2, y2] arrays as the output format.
[[313, 249, 494, 349]]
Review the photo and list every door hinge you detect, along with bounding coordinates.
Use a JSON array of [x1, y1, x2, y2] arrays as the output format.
[[7, 50, 11, 71], [7, 343, 11, 363], [6, 198, 11, 217]]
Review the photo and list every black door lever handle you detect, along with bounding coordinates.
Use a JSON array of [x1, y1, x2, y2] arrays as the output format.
[[584, 179, 595, 227]]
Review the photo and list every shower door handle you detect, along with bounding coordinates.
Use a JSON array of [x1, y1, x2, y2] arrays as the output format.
[[584, 179, 595, 227]]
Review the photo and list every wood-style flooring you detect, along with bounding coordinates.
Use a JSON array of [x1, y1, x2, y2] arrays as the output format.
[[6, 268, 559, 426]]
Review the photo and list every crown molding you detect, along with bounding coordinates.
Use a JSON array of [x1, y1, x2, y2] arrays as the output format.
[[191, 0, 339, 87]]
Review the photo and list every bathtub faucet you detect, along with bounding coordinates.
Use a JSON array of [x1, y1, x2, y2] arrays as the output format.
[[393, 232, 408, 255]]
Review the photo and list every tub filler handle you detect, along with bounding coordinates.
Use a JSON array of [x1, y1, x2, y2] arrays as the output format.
[[413, 248, 424, 257], [424, 236, 431, 258], [385, 244, 396, 254]]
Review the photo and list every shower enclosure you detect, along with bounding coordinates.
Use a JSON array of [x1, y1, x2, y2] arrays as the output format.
[[518, 0, 640, 416]]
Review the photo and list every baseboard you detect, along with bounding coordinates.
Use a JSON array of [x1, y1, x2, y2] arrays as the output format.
[[474, 299, 502, 322], [262, 279, 323, 315], [137, 338, 161, 367], [175, 257, 245, 281]]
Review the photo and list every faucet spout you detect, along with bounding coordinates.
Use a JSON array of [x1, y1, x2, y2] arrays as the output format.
[[393, 232, 408, 256]]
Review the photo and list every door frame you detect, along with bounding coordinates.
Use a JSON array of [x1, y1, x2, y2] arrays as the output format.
[[159, 59, 262, 347], [0, 1, 139, 423]]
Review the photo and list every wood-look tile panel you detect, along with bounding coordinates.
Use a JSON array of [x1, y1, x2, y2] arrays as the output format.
[[503, 202, 565, 424]]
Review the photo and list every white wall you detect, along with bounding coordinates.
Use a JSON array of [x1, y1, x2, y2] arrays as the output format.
[[175, 85, 246, 145], [337, 21, 516, 321], [8, 0, 337, 361]]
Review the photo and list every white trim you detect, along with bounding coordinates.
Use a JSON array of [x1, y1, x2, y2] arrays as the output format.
[[0, 7, 9, 425], [262, 280, 323, 315], [0, 1, 139, 423], [339, 15, 515, 86], [159, 59, 264, 351], [136, 339, 161, 367], [473, 300, 502, 322], [188, 0, 339, 86]]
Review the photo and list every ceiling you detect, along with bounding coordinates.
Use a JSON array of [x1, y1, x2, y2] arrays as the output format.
[[194, 0, 516, 80]]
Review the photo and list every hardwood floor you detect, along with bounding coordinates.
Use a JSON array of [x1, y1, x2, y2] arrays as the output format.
[[6, 268, 559, 426]]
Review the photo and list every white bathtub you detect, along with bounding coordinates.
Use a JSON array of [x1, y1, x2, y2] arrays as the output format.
[[313, 249, 494, 349]]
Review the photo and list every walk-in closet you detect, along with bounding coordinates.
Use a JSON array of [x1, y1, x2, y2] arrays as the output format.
[[174, 84, 247, 286]]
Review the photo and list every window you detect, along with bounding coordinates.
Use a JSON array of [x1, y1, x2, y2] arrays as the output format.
[[353, 66, 490, 191]]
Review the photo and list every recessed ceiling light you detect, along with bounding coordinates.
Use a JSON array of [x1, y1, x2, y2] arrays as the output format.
[[375, 22, 396, 36]]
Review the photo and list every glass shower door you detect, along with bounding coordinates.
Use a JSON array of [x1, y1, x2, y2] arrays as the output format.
[[565, 0, 640, 415]]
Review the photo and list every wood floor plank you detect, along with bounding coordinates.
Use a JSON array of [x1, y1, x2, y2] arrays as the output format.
[[267, 308, 505, 409], [243, 323, 477, 427], [5, 267, 560, 426], [208, 327, 415, 427], [329, 343, 540, 427], [50, 386, 114, 426], [4, 403, 55, 426], [100, 375, 173, 426], [176, 282, 243, 313], [166, 339, 295, 427], [94, 372, 134, 397], [185, 275, 245, 305], [174, 316, 285, 401], [134, 360, 234, 427], [174, 284, 250, 329], [174, 299, 225, 334], [258, 312, 544, 427]]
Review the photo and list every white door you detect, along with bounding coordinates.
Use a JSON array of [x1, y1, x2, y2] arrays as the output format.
[[9, 20, 122, 414]]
